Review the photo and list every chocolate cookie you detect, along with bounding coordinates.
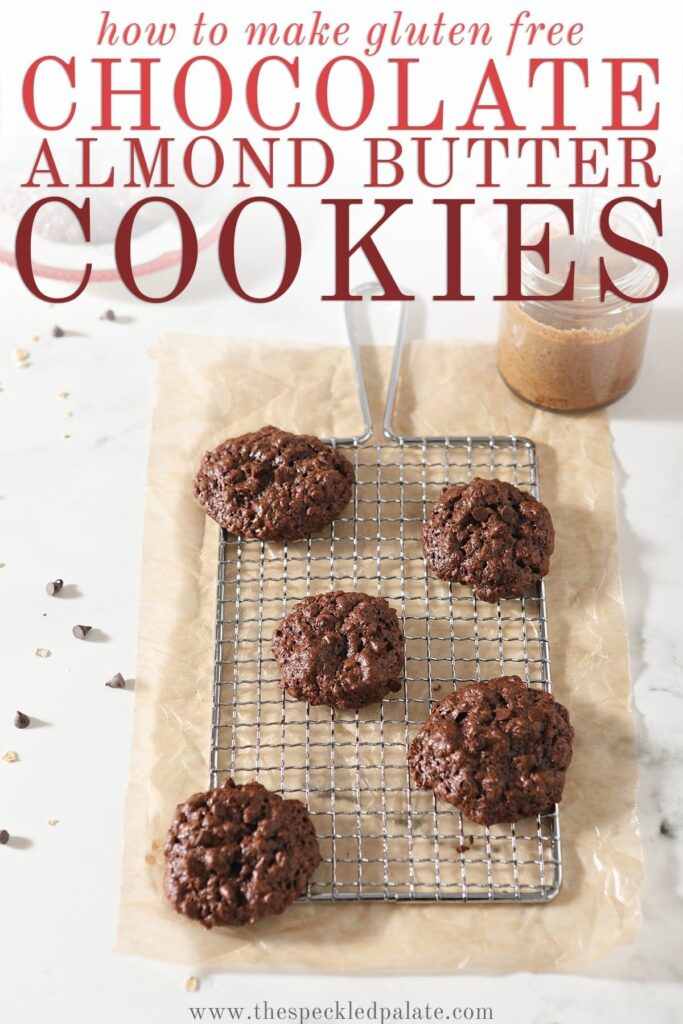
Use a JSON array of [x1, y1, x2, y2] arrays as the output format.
[[422, 477, 554, 602], [193, 425, 354, 541], [164, 778, 320, 928], [408, 676, 573, 825], [272, 590, 404, 709]]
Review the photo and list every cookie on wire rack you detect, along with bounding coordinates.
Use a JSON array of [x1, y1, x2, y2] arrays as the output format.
[[422, 477, 555, 602], [193, 424, 355, 541], [408, 676, 573, 825], [273, 590, 404, 709]]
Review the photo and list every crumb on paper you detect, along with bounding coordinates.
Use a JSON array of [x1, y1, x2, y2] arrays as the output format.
[[184, 977, 200, 993], [13, 348, 30, 366], [151, 838, 164, 851], [47, 818, 59, 826], [57, 390, 69, 399], [144, 853, 156, 865], [64, 410, 73, 419], [35, 647, 51, 658], [2, 751, 19, 763], [31, 334, 40, 342], [63, 434, 72, 439]]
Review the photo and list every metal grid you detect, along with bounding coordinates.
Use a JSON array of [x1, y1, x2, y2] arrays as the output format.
[[210, 436, 562, 903]]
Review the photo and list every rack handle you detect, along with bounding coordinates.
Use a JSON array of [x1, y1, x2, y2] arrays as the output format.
[[342, 282, 408, 444]]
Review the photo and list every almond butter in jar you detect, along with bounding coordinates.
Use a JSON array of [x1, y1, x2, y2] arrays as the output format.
[[497, 212, 657, 411]]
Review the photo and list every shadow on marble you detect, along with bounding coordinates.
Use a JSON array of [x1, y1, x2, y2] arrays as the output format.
[[610, 308, 683, 423], [582, 448, 683, 982]]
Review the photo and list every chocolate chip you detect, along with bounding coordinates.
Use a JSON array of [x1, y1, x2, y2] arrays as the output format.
[[499, 505, 516, 525], [101, 309, 116, 321], [494, 707, 512, 720], [105, 672, 126, 689], [471, 506, 491, 522], [455, 711, 467, 724], [0, 830, 9, 845], [660, 819, 675, 838], [45, 578, 63, 596], [14, 711, 30, 729], [72, 624, 92, 640], [52, 325, 64, 338]]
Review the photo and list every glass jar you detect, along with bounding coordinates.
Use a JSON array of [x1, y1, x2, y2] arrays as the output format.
[[497, 208, 657, 411]]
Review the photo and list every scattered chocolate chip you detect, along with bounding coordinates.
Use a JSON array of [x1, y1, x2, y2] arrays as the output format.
[[499, 505, 516, 525], [455, 711, 467, 724], [455, 843, 468, 853], [0, 830, 9, 845], [471, 506, 491, 522], [45, 578, 64, 596], [660, 819, 675, 838], [52, 325, 64, 338], [105, 672, 126, 689], [101, 309, 116, 321], [432, 683, 442, 692], [14, 711, 30, 729], [72, 624, 92, 640]]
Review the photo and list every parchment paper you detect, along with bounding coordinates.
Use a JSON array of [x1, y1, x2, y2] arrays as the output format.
[[117, 336, 642, 971]]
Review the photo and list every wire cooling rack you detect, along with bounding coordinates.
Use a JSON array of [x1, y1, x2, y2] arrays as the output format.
[[210, 286, 562, 903]]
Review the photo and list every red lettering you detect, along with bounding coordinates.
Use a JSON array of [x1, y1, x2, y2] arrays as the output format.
[[174, 57, 232, 130], [246, 57, 300, 130], [495, 199, 575, 300], [22, 57, 76, 130], [115, 199, 197, 301], [599, 198, 667, 301], [458, 60, 524, 131], [16, 199, 91, 301], [602, 59, 659, 130], [218, 198, 301, 302], [433, 199, 475, 301], [322, 199, 414, 300]]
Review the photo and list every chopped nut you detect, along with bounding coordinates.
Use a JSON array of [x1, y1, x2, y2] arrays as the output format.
[[13, 348, 30, 366], [64, 410, 73, 419], [56, 390, 69, 399], [2, 751, 19, 763], [184, 977, 200, 993], [47, 819, 59, 826], [35, 647, 51, 658], [31, 333, 40, 342]]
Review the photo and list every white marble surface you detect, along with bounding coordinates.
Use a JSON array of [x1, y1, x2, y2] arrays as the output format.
[[1, 250, 682, 1024]]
